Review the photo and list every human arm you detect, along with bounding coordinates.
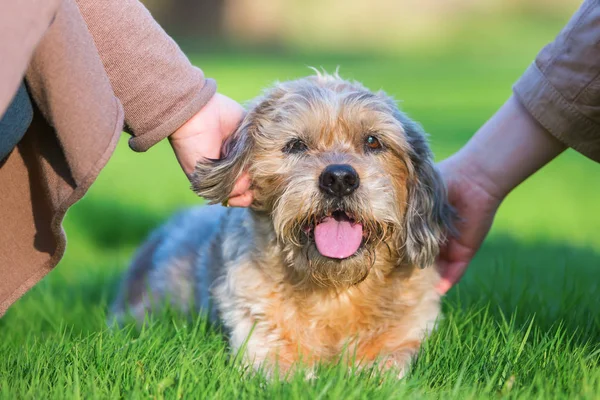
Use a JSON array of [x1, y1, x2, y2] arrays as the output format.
[[437, 0, 600, 293], [75, 0, 215, 151], [74, 0, 252, 204], [0, 0, 60, 117]]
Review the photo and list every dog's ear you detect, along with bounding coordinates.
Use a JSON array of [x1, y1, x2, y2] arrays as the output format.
[[396, 114, 456, 268], [191, 85, 287, 204], [191, 111, 257, 204]]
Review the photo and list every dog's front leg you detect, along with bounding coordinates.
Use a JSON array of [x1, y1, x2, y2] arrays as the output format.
[[354, 332, 423, 379], [377, 341, 422, 379], [228, 318, 303, 380]]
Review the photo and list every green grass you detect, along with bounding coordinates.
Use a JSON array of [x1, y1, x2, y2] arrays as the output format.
[[2, 17, 600, 399]]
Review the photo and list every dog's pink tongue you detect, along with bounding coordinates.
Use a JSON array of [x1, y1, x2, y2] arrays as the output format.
[[314, 217, 363, 259]]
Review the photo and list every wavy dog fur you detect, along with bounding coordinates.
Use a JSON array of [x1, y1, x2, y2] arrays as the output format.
[[112, 72, 454, 379]]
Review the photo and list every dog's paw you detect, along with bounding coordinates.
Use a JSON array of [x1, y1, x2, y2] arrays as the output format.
[[303, 368, 318, 382], [383, 357, 410, 380], [362, 351, 415, 380]]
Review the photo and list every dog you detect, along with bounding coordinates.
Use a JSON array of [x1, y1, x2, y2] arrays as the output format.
[[111, 72, 454, 379]]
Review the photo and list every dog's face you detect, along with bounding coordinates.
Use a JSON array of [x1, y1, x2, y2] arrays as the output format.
[[193, 73, 453, 288]]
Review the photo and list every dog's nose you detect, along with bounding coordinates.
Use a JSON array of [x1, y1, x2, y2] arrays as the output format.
[[319, 164, 360, 197]]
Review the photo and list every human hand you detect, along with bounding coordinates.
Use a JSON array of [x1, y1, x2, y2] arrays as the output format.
[[169, 93, 253, 207], [435, 155, 503, 294], [435, 95, 566, 294]]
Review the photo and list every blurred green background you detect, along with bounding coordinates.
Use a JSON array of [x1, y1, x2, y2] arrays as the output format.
[[3, 1, 600, 397]]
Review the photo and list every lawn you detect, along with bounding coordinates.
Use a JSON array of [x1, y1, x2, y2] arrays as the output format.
[[2, 17, 600, 399]]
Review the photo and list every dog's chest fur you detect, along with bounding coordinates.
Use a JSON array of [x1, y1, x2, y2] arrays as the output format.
[[210, 220, 441, 371]]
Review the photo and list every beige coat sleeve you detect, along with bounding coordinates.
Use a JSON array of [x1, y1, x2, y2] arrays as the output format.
[[513, 0, 600, 163], [0, 0, 61, 117], [75, 0, 217, 152]]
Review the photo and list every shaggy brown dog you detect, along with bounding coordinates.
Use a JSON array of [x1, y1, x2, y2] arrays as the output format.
[[111, 72, 454, 378]]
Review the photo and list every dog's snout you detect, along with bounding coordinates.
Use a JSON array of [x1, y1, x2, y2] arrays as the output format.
[[319, 164, 360, 197]]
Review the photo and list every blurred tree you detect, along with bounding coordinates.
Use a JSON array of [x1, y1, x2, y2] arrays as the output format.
[[141, 0, 224, 38]]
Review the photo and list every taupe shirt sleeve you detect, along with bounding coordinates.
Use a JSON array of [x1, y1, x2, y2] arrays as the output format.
[[513, 0, 600, 163], [0, 0, 60, 117], [75, 0, 217, 152]]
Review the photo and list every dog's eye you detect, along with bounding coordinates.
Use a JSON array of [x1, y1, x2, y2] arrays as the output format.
[[365, 135, 383, 152], [283, 139, 308, 154]]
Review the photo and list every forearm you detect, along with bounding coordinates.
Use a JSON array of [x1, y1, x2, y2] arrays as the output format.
[[75, 0, 216, 152], [454, 95, 566, 200]]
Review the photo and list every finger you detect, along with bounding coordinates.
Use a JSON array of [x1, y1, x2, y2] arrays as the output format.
[[436, 261, 468, 295], [436, 279, 453, 295], [227, 191, 254, 208], [229, 173, 251, 197]]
